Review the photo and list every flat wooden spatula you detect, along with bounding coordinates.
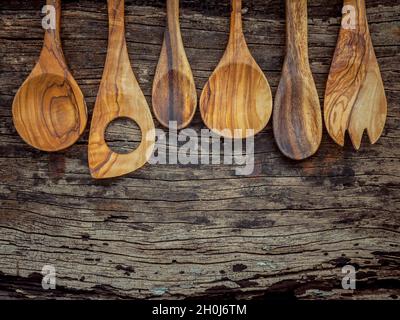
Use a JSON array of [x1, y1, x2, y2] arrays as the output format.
[[324, 0, 387, 150], [152, 0, 197, 130], [88, 0, 155, 179], [200, 0, 272, 139], [273, 0, 322, 160]]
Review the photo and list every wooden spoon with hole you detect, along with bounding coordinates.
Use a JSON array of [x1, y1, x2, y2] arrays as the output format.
[[273, 0, 322, 160], [199, 0, 272, 139], [324, 0, 387, 150], [152, 0, 197, 130], [88, 0, 155, 179], [12, 0, 87, 152]]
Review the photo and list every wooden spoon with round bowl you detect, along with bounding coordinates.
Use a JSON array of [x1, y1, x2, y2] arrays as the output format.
[[200, 0, 272, 139], [273, 0, 322, 160], [12, 0, 87, 152]]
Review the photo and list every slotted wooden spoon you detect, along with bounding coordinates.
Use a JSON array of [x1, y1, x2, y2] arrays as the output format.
[[273, 0, 322, 160], [200, 0, 272, 139], [152, 0, 197, 129], [324, 0, 387, 150], [12, 0, 87, 152], [88, 0, 155, 179]]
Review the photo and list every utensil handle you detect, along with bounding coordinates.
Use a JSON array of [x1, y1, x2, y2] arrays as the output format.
[[342, 0, 368, 31], [285, 0, 309, 63], [44, 0, 61, 46], [343, 0, 366, 10]]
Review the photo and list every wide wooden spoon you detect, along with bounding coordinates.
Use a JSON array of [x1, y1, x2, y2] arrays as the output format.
[[200, 0, 272, 139], [12, 0, 87, 152], [88, 0, 155, 179], [273, 0, 322, 160], [152, 0, 197, 129], [324, 0, 387, 150]]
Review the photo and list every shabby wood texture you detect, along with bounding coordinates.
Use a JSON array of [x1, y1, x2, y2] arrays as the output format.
[[0, 0, 399, 300], [88, 0, 155, 179], [199, 0, 272, 139], [273, 0, 322, 160], [152, 0, 197, 129], [324, 0, 387, 150], [12, 0, 87, 152]]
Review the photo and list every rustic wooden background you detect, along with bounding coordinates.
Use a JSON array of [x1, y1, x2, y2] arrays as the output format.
[[0, 0, 399, 300]]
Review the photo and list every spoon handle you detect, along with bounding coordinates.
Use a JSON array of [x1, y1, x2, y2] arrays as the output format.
[[228, 0, 244, 46], [108, 0, 126, 44], [285, 0, 309, 64], [43, 0, 61, 48]]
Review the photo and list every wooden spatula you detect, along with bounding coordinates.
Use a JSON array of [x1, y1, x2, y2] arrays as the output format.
[[88, 0, 155, 179], [152, 0, 197, 129], [12, 0, 87, 152], [324, 0, 387, 150], [273, 0, 322, 160], [200, 0, 272, 139]]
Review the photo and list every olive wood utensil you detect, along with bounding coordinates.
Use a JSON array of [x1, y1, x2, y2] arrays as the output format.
[[324, 0, 387, 150], [12, 0, 87, 152], [152, 0, 197, 129], [88, 0, 155, 179], [273, 0, 322, 160], [199, 0, 272, 139]]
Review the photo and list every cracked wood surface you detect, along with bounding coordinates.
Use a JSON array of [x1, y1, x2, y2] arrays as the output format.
[[0, 0, 399, 300]]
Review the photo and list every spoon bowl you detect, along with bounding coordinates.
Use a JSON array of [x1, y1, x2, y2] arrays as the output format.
[[201, 62, 272, 139], [273, 0, 322, 160]]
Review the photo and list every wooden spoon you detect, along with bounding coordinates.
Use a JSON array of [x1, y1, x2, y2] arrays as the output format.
[[273, 0, 322, 160], [88, 0, 155, 179], [199, 0, 272, 139], [152, 0, 197, 129], [324, 0, 387, 150], [12, 0, 87, 152]]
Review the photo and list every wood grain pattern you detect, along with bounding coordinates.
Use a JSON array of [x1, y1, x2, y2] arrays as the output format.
[[88, 0, 155, 179], [324, 0, 387, 150], [12, 0, 87, 152], [152, 0, 197, 129], [273, 0, 322, 160], [199, 0, 272, 139]]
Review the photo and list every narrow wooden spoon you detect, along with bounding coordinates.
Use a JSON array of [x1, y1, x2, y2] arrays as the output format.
[[12, 0, 87, 152], [324, 0, 387, 150], [273, 0, 322, 160], [200, 0, 272, 139], [152, 0, 197, 129], [88, 0, 155, 179]]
